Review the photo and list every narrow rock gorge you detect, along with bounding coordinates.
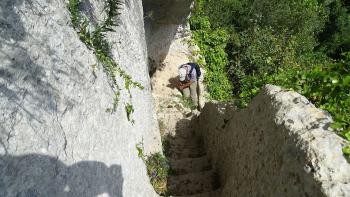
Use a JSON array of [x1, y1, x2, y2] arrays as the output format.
[[143, 0, 350, 196], [0, 0, 349, 197]]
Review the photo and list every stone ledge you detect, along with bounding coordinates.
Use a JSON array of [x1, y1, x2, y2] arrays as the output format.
[[195, 85, 350, 196]]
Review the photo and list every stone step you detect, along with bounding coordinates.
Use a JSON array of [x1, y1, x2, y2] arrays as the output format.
[[174, 128, 196, 138], [166, 137, 202, 150], [169, 147, 206, 159], [170, 156, 211, 175], [173, 190, 221, 197], [168, 170, 218, 196]]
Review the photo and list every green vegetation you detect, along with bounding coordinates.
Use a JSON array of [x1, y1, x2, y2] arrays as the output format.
[[67, 0, 143, 121], [125, 103, 135, 123], [136, 142, 170, 196], [190, 0, 350, 158], [175, 95, 197, 110], [343, 145, 350, 161], [189, 18, 233, 100], [318, 0, 350, 58]]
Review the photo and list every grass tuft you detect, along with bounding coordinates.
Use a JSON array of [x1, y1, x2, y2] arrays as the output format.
[[175, 95, 197, 110], [136, 142, 171, 196]]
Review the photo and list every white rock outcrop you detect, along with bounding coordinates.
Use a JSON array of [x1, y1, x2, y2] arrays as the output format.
[[143, 0, 193, 75], [0, 0, 161, 196], [195, 85, 350, 197]]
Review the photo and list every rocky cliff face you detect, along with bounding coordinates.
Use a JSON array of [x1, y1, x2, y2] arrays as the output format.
[[195, 85, 350, 196], [143, 0, 193, 76], [0, 0, 161, 196]]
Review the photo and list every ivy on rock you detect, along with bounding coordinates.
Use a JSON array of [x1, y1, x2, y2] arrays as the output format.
[[68, 0, 143, 122]]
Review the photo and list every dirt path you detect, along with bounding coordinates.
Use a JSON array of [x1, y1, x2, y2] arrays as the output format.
[[151, 33, 193, 137], [150, 25, 220, 196]]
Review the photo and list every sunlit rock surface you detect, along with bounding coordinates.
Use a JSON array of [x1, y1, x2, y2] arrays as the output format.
[[0, 0, 161, 196], [196, 85, 350, 197]]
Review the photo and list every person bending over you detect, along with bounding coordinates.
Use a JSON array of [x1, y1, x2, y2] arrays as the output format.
[[178, 63, 200, 108]]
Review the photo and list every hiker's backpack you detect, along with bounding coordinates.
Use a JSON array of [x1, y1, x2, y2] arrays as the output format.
[[187, 63, 201, 79]]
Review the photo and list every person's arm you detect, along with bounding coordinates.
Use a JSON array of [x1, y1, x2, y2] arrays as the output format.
[[178, 80, 194, 90]]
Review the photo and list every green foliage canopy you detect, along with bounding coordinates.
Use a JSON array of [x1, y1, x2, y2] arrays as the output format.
[[190, 0, 350, 157]]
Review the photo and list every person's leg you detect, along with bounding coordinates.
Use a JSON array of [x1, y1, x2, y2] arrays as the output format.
[[182, 87, 190, 98], [189, 82, 198, 107]]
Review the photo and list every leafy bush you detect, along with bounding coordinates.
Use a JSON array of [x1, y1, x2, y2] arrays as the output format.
[[318, 0, 350, 58], [190, 0, 350, 157], [271, 53, 350, 134], [190, 0, 329, 102], [190, 15, 233, 101]]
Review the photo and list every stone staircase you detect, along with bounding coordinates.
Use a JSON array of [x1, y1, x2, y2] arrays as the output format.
[[165, 118, 220, 197]]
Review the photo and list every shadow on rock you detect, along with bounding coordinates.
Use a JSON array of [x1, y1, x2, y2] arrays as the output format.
[[143, 0, 193, 76], [0, 0, 28, 42], [0, 154, 123, 197], [166, 76, 181, 91], [162, 118, 220, 196], [0, 0, 87, 155]]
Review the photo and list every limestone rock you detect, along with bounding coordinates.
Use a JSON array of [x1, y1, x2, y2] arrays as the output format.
[[0, 0, 161, 196], [195, 85, 350, 197]]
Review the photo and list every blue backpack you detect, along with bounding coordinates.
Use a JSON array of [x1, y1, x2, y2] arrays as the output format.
[[186, 63, 201, 79]]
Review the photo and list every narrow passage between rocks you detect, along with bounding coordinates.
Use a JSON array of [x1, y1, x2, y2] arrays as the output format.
[[164, 119, 220, 196], [150, 24, 220, 196]]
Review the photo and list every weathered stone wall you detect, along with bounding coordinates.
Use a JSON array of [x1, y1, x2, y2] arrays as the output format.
[[195, 85, 350, 197], [0, 0, 161, 196], [143, 0, 193, 76]]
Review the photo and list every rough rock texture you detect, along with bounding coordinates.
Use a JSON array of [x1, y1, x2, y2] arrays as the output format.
[[143, 0, 194, 74], [194, 85, 350, 197], [163, 117, 220, 196], [143, 0, 206, 139], [0, 0, 161, 196]]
